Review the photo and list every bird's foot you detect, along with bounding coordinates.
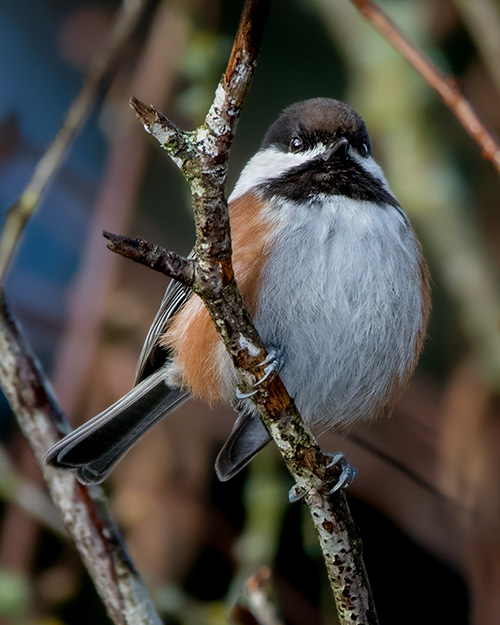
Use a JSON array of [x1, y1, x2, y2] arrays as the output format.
[[288, 452, 357, 503], [288, 484, 307, 503], [235, 348, 284, 399], [325, 451, 357, 493]]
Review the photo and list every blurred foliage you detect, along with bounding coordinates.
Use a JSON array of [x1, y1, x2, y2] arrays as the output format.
[[0, 0, 499, 623], [178, 30, 232, 122], [0, 568, 31, 618]]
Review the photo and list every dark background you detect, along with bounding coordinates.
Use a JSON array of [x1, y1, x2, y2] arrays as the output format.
[[0, 0, 499, 623]]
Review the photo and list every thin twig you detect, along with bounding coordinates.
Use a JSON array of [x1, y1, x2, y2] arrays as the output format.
[[0, 294, 161, 625], [103, 230, 196, 287], [0, 0, 147, 283], [0, 444, 65, 536], [230, 567, 284, 625], [350, 0, 500, 175], [115, 0, 379, 621], [51, 0, 190, 417]]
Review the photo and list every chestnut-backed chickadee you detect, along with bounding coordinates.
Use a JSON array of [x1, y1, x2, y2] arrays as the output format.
[[45, 98, 431, 485]]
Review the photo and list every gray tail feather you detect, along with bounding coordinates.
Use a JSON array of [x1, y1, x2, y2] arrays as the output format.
[[215, 411, 271, 481], [45, 369, 188, 484]]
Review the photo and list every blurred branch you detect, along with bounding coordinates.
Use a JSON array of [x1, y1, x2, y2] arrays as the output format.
[[0, 0, 148, 283], [231, 567, 284, 625], [0, 444, 65, 536], [349, 0, 500, 175], [453, 0, 500, 98], [103, 0, 379, 622], [315, 2, 500, 603], [51, 0, 191, 417], [0, 295, 161, 625]]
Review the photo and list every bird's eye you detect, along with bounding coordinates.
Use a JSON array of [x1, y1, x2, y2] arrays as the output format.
[[290, 136, 304, 152], [359, 143, 369, 157]]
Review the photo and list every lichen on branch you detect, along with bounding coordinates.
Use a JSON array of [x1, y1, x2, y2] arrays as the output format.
[[117, 6, 379, 622]]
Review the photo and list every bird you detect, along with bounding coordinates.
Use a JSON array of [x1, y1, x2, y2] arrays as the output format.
[[45, 98, 431, 487]]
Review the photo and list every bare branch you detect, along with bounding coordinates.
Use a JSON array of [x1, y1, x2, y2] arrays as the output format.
[[0, 0, 148, 283], [350, 0, 500, 175], [120, 0, 379, 622], [0, 294, 161, 625], [0, 445, 65, 536], [51, 1, 189, 417], [129, 97, 192, 167], [103, 230, 195, 287], [231, 567, 284, 625], [225, 0, 271, 83]]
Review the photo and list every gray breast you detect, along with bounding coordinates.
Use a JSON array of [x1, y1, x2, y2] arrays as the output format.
[[253, 196, 424, 433]]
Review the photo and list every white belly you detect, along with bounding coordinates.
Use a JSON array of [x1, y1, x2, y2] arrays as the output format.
[[253, 195, 425, 432]]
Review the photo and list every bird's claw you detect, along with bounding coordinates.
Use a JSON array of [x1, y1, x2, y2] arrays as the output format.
[[254, 348, 284, 386], [288, 484, 307, 503], [288, 452, 357, 503], [235, 348, 284, 399], [235, 387, 258, 399], [325, 452, 357, 493]]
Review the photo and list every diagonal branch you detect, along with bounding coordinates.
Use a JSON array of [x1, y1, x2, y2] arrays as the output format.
[[106, 229, 378, 623], [0, 294, 161, 625], [350, 0, 500, 175], [116, 2, 379, 621], [0, 0, 377, 621]]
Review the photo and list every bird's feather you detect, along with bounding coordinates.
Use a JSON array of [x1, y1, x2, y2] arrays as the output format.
[[45, 368, 189, 484]]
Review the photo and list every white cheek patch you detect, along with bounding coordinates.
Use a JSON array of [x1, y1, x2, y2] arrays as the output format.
[[349, 151, 408, 225], [229, 146, 325, 202], [350, 152, 390, 192], [230, 145, 408, 225], [231, 147, 393, 201]]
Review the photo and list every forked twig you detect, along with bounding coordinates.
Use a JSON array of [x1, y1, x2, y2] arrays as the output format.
[[350, 0, 500, 175], [104, 0, 378, 621], [1, 0, 380, 621]]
